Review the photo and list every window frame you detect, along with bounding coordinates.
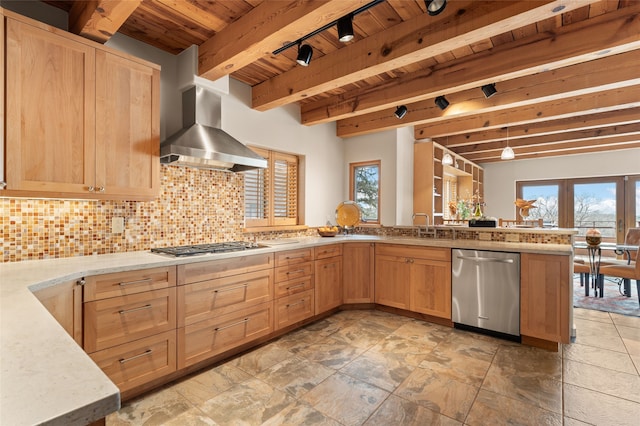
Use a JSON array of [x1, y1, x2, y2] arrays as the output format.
[[349, 160, 381, 225], [244, 146, 300, 229]]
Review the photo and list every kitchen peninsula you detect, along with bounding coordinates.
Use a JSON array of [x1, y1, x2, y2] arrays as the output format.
[[0, 227, 575, 425]]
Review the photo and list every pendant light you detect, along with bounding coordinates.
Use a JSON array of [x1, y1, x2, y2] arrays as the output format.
[[442, 152, 453, 165], [501, 127, 515, 160]]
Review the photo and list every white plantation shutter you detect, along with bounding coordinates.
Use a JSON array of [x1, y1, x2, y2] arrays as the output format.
[[273, 153, 298, 225]]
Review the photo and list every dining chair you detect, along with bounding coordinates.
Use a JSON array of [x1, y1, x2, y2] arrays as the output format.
[[498, 218, 543, 228], [597, 227, 640, 266], [600, 247, 640, 307]]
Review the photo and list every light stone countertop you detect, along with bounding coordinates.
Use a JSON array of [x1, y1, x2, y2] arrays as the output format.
[[0, 235, 573, 425]]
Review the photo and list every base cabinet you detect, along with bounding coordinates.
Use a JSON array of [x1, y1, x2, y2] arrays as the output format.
[[315, 245, 343, 314], [521, 253, 570, 344], [33, 280, 83, 345], [343, 242, 375, 303]]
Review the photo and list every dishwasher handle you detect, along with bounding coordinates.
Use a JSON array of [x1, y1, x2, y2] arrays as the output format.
[[456, 255, 515, 264]]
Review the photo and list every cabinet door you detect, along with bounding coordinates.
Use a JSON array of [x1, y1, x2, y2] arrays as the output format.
[[95, 50, 160, 199], [315, 256, 343, 314], [343, 243, 374, 303], [374, 254, 411, 309], [33, 280, 83, 345], [521, 253, 570, 344], [410, 259, 451, 319], [5, 18, 96, 194]]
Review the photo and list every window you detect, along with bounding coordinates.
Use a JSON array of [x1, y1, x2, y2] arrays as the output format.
[[349, 160, 380, 224], [244, 147, 299, 228]]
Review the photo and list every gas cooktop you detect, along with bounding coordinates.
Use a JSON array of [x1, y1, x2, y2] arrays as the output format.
[[151, 241, 262, 257]]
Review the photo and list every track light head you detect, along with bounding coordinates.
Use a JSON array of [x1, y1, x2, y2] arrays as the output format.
[[481, 83, 497, 98], [296, 44, 313, 66], [394, 105, 408, 119], [425, 0, 447, 16], [435, 95, 449, 110], [337, 15, 354, 42]]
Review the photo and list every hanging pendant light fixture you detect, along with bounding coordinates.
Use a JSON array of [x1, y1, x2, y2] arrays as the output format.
[[501, 126, 515, 160], [442, 152, 453, 166]]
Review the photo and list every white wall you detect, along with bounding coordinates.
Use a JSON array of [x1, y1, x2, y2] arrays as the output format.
[[395, 127, 415, 226], [483, 148, 640, 219]]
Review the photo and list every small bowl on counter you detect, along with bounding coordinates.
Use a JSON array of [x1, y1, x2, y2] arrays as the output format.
[[317, 226, 339, 237]]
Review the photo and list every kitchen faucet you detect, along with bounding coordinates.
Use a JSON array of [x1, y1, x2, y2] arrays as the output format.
[[412, 213, 432, 237]]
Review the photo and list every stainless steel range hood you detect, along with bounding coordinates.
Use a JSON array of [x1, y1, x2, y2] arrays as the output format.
[[160, 86, 267, 172]]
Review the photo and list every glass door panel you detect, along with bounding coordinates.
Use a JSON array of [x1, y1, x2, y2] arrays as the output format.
[[521, 184, 560, 227], [573, 181, 620, 243]]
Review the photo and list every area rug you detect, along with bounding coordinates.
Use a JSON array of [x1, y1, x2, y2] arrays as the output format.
[[573, 276, 640, 317]]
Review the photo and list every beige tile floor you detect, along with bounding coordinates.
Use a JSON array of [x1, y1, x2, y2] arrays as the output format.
[[108, 308, 640, 426]]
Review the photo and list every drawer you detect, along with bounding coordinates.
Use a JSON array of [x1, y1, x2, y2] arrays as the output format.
[[84, 267, 176, 301], [178, 301, 273, 368], [178, 269, 273, 327], [275, 261, 313, 283], [375, 244, 451, 262], [89, 330, 176, 393], [275, 276, 314, 298], [177, 253, 274, 285], [275, 289, 314, 330], [314, 244, 343, 260], [275, 248, 314, 267], [84, 288, 177, 353]]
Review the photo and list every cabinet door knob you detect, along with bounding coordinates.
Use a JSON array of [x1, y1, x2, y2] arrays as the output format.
[[77, 278, 86, 286], [0, 181, 6, 189], [87, 186, 95, 192], [98, 186, 105, 192]]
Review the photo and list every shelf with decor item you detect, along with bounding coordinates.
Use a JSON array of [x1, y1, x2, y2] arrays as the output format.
[[414, 141, 483, 225]]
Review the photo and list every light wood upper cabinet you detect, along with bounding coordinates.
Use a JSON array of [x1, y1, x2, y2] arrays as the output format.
[[95, 50, 160, 199], [5, 17, 96, 194], [3, 12, 160, 200]]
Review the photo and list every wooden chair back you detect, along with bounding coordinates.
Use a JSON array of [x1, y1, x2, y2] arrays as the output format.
[[624, 227, 640, 262], [498, 218, 543, 228]]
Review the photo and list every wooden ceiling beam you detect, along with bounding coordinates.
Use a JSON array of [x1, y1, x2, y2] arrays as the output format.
[[302, 4, 640, 126], [335, 50, 640, 137], [69, 0, 141, 43], [462, 138, 640, 163], [198, 0, 369, 82], [252, 0, 592, 111], [441, 107, 640, 147], [415, 85, 640, 139]]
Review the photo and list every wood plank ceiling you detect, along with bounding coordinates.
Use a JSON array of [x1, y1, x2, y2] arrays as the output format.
[[42, 0, 640, 163]]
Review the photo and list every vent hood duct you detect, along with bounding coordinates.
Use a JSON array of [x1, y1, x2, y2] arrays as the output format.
[[160, 86, 267, 171]]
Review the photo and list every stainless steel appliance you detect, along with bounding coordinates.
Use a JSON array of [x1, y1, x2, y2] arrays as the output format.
[[151, 241, 262, 257], [452, 249, 520, 339]]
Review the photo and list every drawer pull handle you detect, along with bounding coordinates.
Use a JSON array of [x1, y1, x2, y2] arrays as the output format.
[[286, 283, 305, 290], [119, 304, 152, 314], [286, 269, 305, 275], [214, 283, 249, 293], [215, 318, 250, 332], [119, 349, 153, 364], [119, 278, 153, 287], [286, 299, 306, 308], [285, 255, 305, 260]]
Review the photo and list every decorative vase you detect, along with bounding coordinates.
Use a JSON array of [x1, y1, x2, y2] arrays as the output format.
[[585, 228, 602, 246]]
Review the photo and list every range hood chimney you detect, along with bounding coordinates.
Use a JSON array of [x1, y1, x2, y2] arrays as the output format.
[[160, 83, 266, 171]]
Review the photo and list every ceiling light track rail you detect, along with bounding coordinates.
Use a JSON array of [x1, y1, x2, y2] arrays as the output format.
[[272, 0, 387, 56]]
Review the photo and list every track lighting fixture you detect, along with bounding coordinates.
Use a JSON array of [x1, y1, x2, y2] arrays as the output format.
[[481, 83, 497, 98], [435, 95, 449, 110], [337, 15, 354, 42], [425, 0, 447, 16], [501, 127, 515, 160], [442, 153, 453, 166], [394, 105, 408, 119], [296, 43, 313, 66]]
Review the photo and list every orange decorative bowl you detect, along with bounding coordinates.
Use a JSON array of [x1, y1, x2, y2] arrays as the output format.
[[585, 228, 602, 246], [317, 227, 339, 237]]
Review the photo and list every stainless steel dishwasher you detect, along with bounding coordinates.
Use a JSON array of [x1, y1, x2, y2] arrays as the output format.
[[452, 249, 520, 339]]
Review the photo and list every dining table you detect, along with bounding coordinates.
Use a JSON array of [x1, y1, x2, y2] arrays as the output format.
[[573, 241, 639, 298]]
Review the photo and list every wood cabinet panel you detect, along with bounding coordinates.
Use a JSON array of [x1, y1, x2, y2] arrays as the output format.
[[178, 269, 273, 327], [178, 253, 273, 285], [84, 266, 176, 302], [521, 253, 570, 344], [315, 256, 343, 314], [343, 243, 375, 304], [275, 289, 314, 330], [376, 244, 451, 262], [33, 280, 83, 345], [375, 254, 411, 309], [5, 18, 96, 194], [89, 330, 176, 393], [275, 261, 314, 283], [274, 248, 314, 266], [275, 276, 314, 298], [314, 244, 342, 260], [84, 287, 177, 353], [179, 301, 273, 368], [95, 50, 160, 199], [410, 259, 451, 319]]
